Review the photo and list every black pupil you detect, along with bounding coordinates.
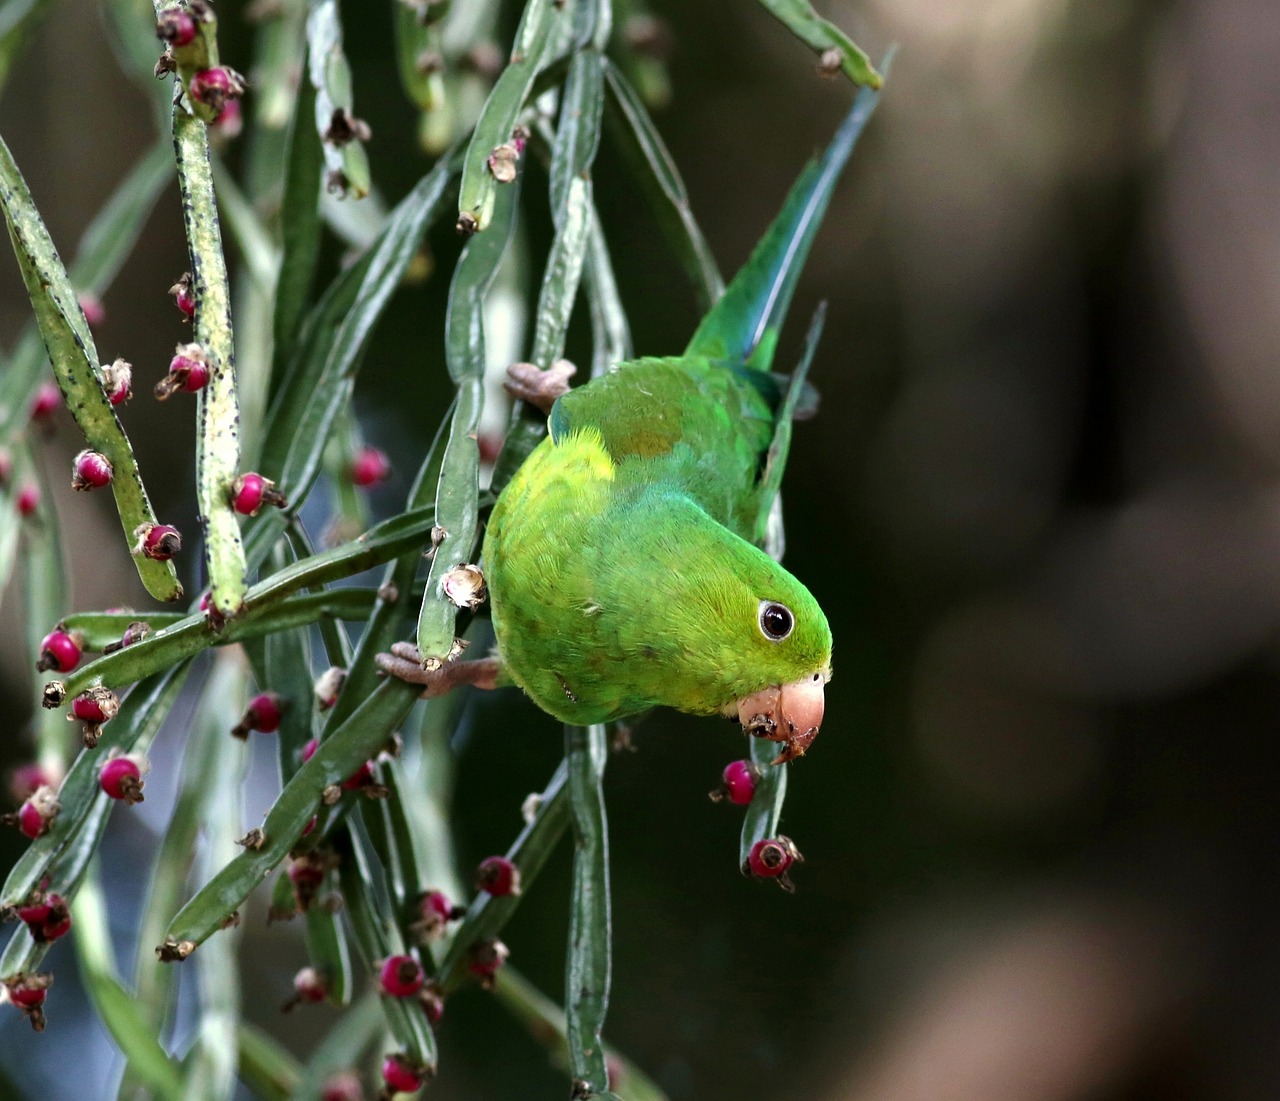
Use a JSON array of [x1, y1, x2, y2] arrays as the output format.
[[762, 604, 792, 639]]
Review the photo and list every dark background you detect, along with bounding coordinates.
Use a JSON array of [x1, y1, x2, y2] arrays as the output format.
[[3, 0, 1279, 1098]]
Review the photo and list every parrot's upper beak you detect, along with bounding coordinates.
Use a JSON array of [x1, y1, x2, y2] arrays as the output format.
[[735, 673, 826, 763]]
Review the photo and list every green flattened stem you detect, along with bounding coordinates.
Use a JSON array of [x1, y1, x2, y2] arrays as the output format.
[[74, 875, 186, 1101], [438, 761, 571, 993], [0, 132, 182, 601], [456, 0, 561, 232], [564, 723, 612, 1094], [0, 139, 171, 440], [394, 0, 450, 153], [415, 174, 520, 661], [739, 734, 788, 868], [0, 664, 190, 912], [584, 206, 631, 377], [335, 825, 438, 1070], [255, 151, 460, 560], [180, 654, 247, 1101], [56, 587, 389, 699], [172, 106, 247, 617], [306, 0, 371, 199], [754, 0, 882, 88], [236, 1025, 302, 1101], [161, 680, 420, 954], [271, 70, 323, 386], [494, 968, 669, 1101], [601, 58, 723, 312], [290, 993, 383, 1101], [0, 0, 52, 97]]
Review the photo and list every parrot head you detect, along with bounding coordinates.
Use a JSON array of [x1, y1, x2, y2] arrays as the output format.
[[602, 494, 832, 761]]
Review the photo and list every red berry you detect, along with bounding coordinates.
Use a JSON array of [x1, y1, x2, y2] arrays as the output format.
[[350, 446, 391, 487], [132, 523, 181, 561], [72, 449, 114, 491], [78, 293, 106, 327], [156, 8, 198, 47], [230, 472, 286, 516], [301, 815, 317, 836], [16, 484, 39, 517], [466, 938, 509, 986], [101, 358, 132, 405], [300, 738, 319, 764], [475, 855, 521, 897], [288, 857, 326, 891], [746, 836, 802, 888], [189, 67, 245, 118], [213, 98, 243, 138], [719, 760, 759, 806], [29, 382, 60, 421], [36, 629, 81, 674], [72, 688, 119, 727], [155, 343, 209, 399], [169, 274, 196, 319], [292, 967, 328, 1004], [378, 954, 424, 998], [17, 893, 71, 943], [320, 1071, 364, 1101], [6, 976, 48, 1009], [341, 760, 375, 790], [381, 1055, 425, 1095], [231, 692, 284, 739], [9, 763, 55, 802], [99, 756, 145, 803], [13, 786, 59, 840]]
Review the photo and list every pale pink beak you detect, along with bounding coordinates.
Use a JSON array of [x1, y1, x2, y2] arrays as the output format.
[[736, 674, 826, 763]]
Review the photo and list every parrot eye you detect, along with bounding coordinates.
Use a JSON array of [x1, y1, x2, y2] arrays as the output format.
[[758, 601, 794, 641]]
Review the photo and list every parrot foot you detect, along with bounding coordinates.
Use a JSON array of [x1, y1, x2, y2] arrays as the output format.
[[504, 359, 576, 414], [375, 642, 503, 698]]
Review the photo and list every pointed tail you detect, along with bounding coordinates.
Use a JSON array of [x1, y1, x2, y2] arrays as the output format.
[[684, 66, 886, 371]]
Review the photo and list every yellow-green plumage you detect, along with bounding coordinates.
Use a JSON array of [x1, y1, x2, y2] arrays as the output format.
[[484, 85, 881, 733]]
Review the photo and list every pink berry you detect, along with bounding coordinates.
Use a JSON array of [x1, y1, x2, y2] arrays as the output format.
[[350, 446, 391, 487], [36, 629, 81, 674], [78, 293, 106, 327], [292, 967, 328, 1004], [99, 756, 145, 803], [6, 976, 48, 1009], [231, 692, 284, 739], [230, 472, 286, 516], [414, 889, 461, 941], [155, 343, 209, 399], [475, 855, 521, 897], [300, 738, 319, 764], [288, 857, 326, 891], [72, 689, 118, 726], [378, 954, 424, 998], [320, 1071, 364, 1101], [213, 97, 243, 138], [169, 274, 196, 319], [747, 836, 801, 884], [189, 67, 245, 118], [341, 760, 375, 791], [101, 359, 132, 405], [16, 800, 49, 839], [719, 760, 759, 806], [16, 484, 39, 517], [466, 938, 509, 986], [134, 523, 181, 561], [381, 1055, 425, 1095], [29, 382, 60, 421], [9, 763, 55, 802], [156, 8, 198, 47], [17, 893, 71, 943], [72, 449, 114, 491]]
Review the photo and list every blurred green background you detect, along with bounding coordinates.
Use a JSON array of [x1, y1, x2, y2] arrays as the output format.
[[4, 0, 1279, 1098]]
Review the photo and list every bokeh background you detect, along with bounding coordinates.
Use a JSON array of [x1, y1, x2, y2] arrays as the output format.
[[3, 0, 1280, 1098]]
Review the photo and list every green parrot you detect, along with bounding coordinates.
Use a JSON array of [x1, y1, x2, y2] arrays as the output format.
[[378, 82, 881, 763]]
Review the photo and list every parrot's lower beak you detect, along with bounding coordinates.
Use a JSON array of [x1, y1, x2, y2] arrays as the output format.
[[735, 674, 826, 763]]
